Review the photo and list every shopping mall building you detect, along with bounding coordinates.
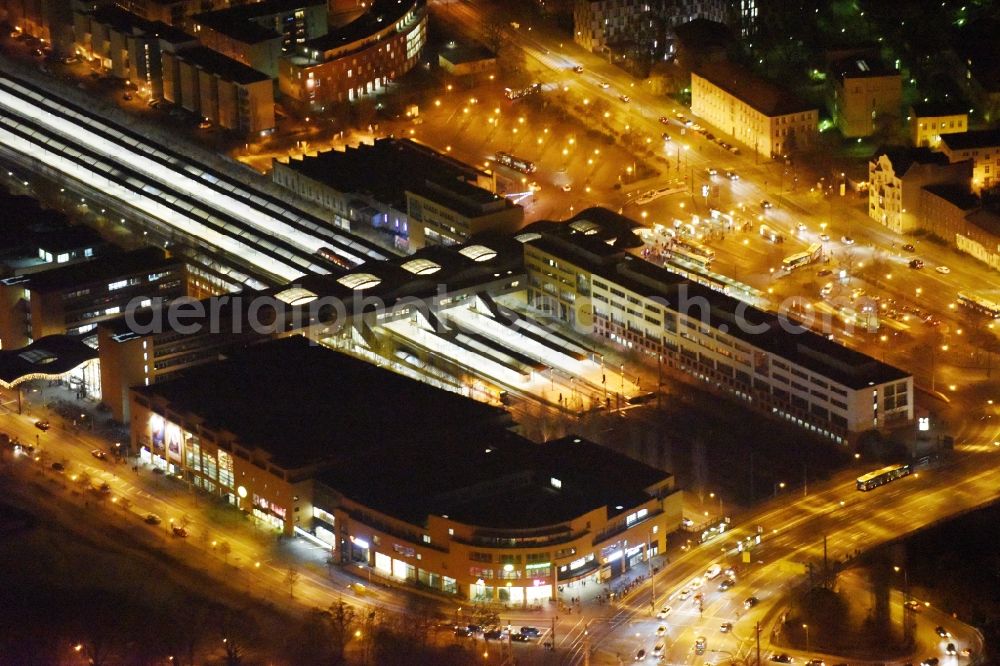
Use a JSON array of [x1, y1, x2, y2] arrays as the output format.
[[128, 336, 681, 602]]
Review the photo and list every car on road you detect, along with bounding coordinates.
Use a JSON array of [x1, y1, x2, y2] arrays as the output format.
[[689, 576, 704, 588], [144, 514, 162, 525], [50, 462, 65, 472], [656, 625, 666, 636], [935, 265, 951, 274], [572, 65, 584, 73], [454, 626, 472, 637], [561, 184, 572, 192], [903, 243, 915, 252], [510, 633, 530, 642], [760, 200, 773, 210], [720, 622, 733, 633], [744, 596, 759, 609], [661, 133, 672, 141], [946, 643, 957, 655], [653, 642, 664, 656], [634, 648, 646, 661], [34, 420, 50, 431], [705, 563, 722, 579], [841, 235, 855, 245], [820, 282, 834, 297], [659, 116, 670, 124], [705, 167, 718, 177], [719, 578, 736, 591], [657, 605, 672, 618], [520, 626, 540, 638], [819, 233, 830, 242], [935, 626, 950, 638], [770, 655, 793, 663], [805, 660, 825, 666], [599, 81, 610, 89], [726, 170, 739, 181], [619, 94, 631, 103], [678, 588, 692, 600], [172, 525, 188, 538], [904, 600, 922, 612], [91, 449, 108, 460], [695, 636, 707, 654], [796, 222, 808, 231], [817, 269, 832, 277], [484, 628, 504, 640], [920, 658, 939, 666], [908, 258, 924, 269], [97, 482, 111, 494]]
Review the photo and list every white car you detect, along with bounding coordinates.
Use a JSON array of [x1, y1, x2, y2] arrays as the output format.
[[689, 576, 704, 589], [619, 94, 631, 103], [678, 588, 692, 600], [657, 605, 672, 619], [935, 265, 951, 274], [841, 235, 855, 245], [704, 564, 722, 579], [561, 184, 572, 192], [820, 282, 833, 297], [599, 81, 610, 89], [796, 223, 807, 232]]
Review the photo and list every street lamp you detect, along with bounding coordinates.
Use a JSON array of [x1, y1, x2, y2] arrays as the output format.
[[802, 624, 810, 653], [773, 482, 786, 498]]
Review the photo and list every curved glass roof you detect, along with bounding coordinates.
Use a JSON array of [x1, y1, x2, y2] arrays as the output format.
[[569, 220, 601, 235], [400, 258, 442, 275], [459, 244, 497, 262], [337, 273, 382, 290], [275, 286, 318, 306]]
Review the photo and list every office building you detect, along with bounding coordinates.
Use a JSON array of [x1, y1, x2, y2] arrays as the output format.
[[162, 46, 276, 134], [869, 147, 973, 234], [519, 209, 913, 442], [572, 0, 726, 57], [190, 0, 328, 78], [939, 129, 1000, 194], [691, 62, 818, 158], [0, 247, 187, 349], [272, 138, 522, 251], [279, 0, 427, 112], [828, 56, 901, 138], [128, 335, 680, 601], [909, 103, 968, 148]]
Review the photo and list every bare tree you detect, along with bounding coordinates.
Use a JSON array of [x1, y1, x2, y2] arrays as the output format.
[[327, 599, 358, 664], [285, 566, 301, 599], [218, 540, 232, 565]]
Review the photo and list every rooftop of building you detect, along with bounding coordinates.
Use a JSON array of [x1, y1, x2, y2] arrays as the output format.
[[909, 102, 969, 118], [173, 46, 272, 84], [871, 146, 952, 176], [694, 61, 816, 117], [132, 335, 511, 470], [0, 247, 177, 293], [192, 10, 280, 44], [829, 55, 897, 81], [317, 432, 671, 528], [439, 42, 496, 65], [303, 0, 421, 55], [965, 205, 1000, 238], [278, 138, 491, 211], [0, 335, 97, 388], [35, 226, 106, 254], [939, 129, 1000, 151], [521, 214, 909, 391], [87, 5, 193, 43], [922, 184, 980, 211]]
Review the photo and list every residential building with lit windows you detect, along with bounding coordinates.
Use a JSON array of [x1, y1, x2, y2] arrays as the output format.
[[572, 0, 726, 56], [190, 0, 328, 78], [519, 210, 913, 442], [919, 185, 1000, 272], [72, 5, 197, 99], [161, 46, 276, 134], [128, 335, 680, 600], [828, 56, 900, 138], [868, 147, 973, 234], [0, 0, 74, 51], [0, 247, 186, 349], [939, 129, 1000, 194], [691, 62, 818, 158], [272, 138, 521, 251], [278, 0, 426, 112], [909, 103, 968, 148]]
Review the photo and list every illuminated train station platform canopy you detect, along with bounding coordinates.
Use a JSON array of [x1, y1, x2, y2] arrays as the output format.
[[0, 335, 97, 388], [132, 336, 512, 470]]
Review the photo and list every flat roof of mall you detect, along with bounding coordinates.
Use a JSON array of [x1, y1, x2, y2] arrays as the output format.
[[318, 433, 671, 528], [133, 336, 510, 469], [0, 335, 97, 388]]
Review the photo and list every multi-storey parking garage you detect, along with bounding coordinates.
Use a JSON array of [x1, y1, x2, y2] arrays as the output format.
[[0, 73, 387, 287]]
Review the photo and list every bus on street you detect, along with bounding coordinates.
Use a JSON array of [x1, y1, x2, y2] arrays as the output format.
[[782, 243, 823, 271], [856, 463, 911, 491], [495, 151, 536, 174], [957, 292, 1000, 319]]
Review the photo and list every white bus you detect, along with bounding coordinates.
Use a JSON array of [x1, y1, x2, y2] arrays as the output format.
[[495, 151, 536, 174], [782, 243, 822, 271]]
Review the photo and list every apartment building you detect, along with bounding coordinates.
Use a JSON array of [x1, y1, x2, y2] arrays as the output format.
[[0, 0, 74, 51], [162, 46, 275, 135], [909, 103, 968, 148], [572, 0, 727, 56], [0, 247, 186, 349], [519, 210, 913, 442], [272, 138, 521, 251], [869, 147, 973, 234], [691, 62, 818, 158], [279, 0, 426, 112], [829, 56, 901, 138], [919, 185, 1000, 272], [940, 129, 1000, 194], [190, 0, 328, 78]]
